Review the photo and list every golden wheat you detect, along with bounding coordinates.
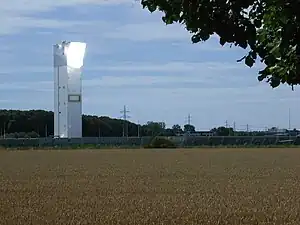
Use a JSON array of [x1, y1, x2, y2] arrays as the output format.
[[0, 148, 300, 225]]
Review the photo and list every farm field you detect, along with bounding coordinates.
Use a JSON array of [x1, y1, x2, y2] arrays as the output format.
[[1, 148, 300, 225]]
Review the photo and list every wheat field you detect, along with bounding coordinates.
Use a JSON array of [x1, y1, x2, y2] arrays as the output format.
[[1, 148, 300, 225]]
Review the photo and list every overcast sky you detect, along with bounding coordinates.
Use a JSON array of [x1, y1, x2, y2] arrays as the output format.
[[0, 0, 299, 130]]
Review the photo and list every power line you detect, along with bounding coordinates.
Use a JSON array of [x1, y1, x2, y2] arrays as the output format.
[[288, 108, 291, 130], [120, 105, 130, 137], [186, 113, 192, 125], [121, 105, 130, 121], [232, 121, 236, 136], [240, 124, 250, 133], [137, 120, 140, 137]]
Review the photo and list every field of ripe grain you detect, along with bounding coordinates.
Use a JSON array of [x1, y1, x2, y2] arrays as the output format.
[[1, 148, 300, 225]]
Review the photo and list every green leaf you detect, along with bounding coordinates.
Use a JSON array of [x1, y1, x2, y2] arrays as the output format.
[[237, 56, 246, 62], [147, 3, 157, 13], [219, 37, 226, 46], [270, 77, 281, 88], [162, 16, 173, 25], [245, 55, 255, 67], [265, 55, 277, 66], [253, 19, 262, 28], [239, 40, 248, 49], [257, 74, 266, 82], [199, 30, 210, 41], [191, 34, 201, 43], [250, 51, 257, 60]]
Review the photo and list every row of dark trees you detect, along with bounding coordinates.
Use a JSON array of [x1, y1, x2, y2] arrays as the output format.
[[0, 109, 299, 138], [0, 109, 194, 138]]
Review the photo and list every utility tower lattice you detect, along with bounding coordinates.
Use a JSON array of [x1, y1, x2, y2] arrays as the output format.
[[120, 105, 130, 137], [186, 114, 192, 125], [184, 114, 192, 135], [288, 108, 291, 130]]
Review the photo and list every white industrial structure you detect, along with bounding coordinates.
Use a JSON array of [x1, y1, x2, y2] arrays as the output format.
[[53, 41, 87, 138]]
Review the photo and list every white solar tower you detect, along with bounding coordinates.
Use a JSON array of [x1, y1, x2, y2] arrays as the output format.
[[53, 41, 87, 138]]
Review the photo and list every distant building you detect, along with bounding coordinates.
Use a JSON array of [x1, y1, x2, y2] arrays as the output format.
[[266, 127, 288, 136], [184, 131, 215, 136]]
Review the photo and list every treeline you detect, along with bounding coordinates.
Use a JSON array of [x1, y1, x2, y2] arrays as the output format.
[[0, 110, 135, 138], [0, 109, 299, 138], [0, 110, 201, 138], [0, 109, 174, 138]]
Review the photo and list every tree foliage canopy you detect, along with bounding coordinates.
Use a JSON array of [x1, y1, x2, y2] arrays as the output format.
[[141, 0, 299, 88]]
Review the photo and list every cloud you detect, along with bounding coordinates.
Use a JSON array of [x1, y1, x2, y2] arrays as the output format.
[[0, 81, 51, 92], [4, 74, 297, 105], [171, 41, 229, 52], [0, 66, 51, 75], [0, 60, 248, 76], [0, 0, 225, 59], [0, 60, 261, 92], [0, 0, 133, 35], [88, 61, 246, 72], [0, 0, 216, 46], [104, 22, 190, 41], [0, 15, 111, 36], [0, 99, 14, 103], [1, 0, 132, 15]]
